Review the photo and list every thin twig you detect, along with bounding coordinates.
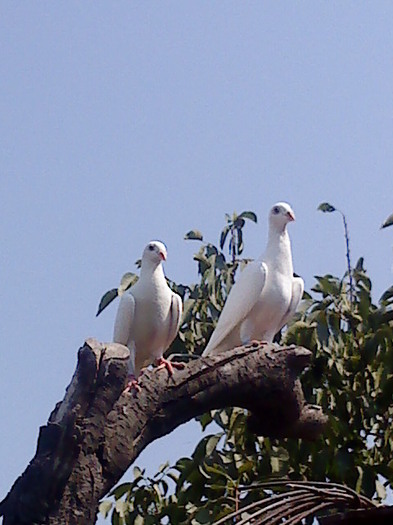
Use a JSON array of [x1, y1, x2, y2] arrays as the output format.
[[238, 479, 375, 507], [236, 493, 320, 525], [269, 499, 329, 525], [340, 210, 354, 307], [214, 490, 311, 525], [283, 500, 334, 525], [213, 479, 377, 525]]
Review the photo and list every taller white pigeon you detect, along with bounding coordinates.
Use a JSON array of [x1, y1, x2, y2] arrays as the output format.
[[203, 203, 304, 356], [113, 241, 183, 388]]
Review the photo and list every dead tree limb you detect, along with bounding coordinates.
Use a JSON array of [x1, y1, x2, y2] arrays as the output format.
[[0, 339, 327, 525]]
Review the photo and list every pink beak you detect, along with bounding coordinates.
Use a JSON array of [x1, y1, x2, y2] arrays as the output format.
[[159, 251, 167, 261], [287, 210, 295, 221]]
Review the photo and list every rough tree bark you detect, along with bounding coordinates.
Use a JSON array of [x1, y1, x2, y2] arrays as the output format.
[[0, 339, 327, 525]]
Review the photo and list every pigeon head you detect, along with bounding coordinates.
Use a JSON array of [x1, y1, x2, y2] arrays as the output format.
[[269, 202, 295, 231], [142, 241, 168, 265]]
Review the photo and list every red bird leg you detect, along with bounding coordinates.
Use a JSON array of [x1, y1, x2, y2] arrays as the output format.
[[156, 357, 185, 375], [123, 374, 141, 394]]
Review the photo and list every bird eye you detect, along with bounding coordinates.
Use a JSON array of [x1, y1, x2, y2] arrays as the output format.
[[148, 245, 154, 251], [273, 207, 280, 214]]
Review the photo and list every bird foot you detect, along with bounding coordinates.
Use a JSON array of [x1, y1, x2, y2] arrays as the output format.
[[155, 357, 185, 376], [249, 339, 268, 348], [123, 374, 141, 395]]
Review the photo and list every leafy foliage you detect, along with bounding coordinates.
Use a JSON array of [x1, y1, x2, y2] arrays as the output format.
[[318, 202, 336, 213], [96, 288, 119, 317], [99, 209, 393, 524], [184, 230, 204, 241], [96, 272, 138, 317], [220, 211, 257, 263]]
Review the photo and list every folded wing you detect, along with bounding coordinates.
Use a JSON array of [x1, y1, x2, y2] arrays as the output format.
[[166, 293, 183, 348], [203, 260, 267, 355], [277, 276, 304, 332], [113, 292, 135, 346]]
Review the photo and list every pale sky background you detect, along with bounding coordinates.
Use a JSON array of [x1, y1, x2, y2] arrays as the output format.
[[1, 2, 393, 523]]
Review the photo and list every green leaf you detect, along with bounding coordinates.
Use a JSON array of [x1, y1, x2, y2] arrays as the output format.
[[220, 226, 230, 250], [318, 202, 336, 213], [118, 272, 138, 295], [355, 257, 365, 271], [193, 508, 211, 524], [233, 218, 245, 229], [238, 228, 243, 254], [206, 244, 218, 257], [205, 434, 222, 456], [376, 479, 387, 500], [270, 447, 290, 475], [380, 285, 393, 304], [112, 510, 121, 525], [214, 253, 227, 271], [109, 482, 132, 499], [381, 212, 393, 229], [355, 466, 363, 493], [133, 466, 143, 480], [115, 499, 128, 519], [98, 500, 112, 518], [197, 412, 213, 431], [185, 229, 204, 241], [238, 211, 257, 223], [202, 462, 234, 482], [194, 252, 211, 275], [182, 298, 196, 325], [96, 288, 118, 317], [312, 275, 341, 296], [270, 456, 281, 474], [361, 467, 376, 498]]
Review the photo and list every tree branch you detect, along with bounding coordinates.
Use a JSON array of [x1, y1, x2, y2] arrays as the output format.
[[0, 339, 327, 525]]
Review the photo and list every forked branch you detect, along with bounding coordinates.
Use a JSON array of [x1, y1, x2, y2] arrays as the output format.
[[0, 339, 327, 525]]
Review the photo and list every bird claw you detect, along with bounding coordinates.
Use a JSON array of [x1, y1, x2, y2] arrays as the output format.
[[156, 357, 185, 376], [123, 375, 141, 395]]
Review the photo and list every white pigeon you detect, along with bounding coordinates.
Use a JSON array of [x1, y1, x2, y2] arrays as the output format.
[[113, 241, 183, 390], [203, 202, 304, 356]]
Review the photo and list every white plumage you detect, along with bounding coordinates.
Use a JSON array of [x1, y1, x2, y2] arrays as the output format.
[[203, 202, 304, 356], [113, 241, 182, 383]]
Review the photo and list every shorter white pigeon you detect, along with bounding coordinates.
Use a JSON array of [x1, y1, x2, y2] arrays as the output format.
[[203, 202, 304, 356], [113, 241, 183, 391]]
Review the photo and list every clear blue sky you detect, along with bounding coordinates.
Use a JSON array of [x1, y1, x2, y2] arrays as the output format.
[[1, 1, 392, 520]]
